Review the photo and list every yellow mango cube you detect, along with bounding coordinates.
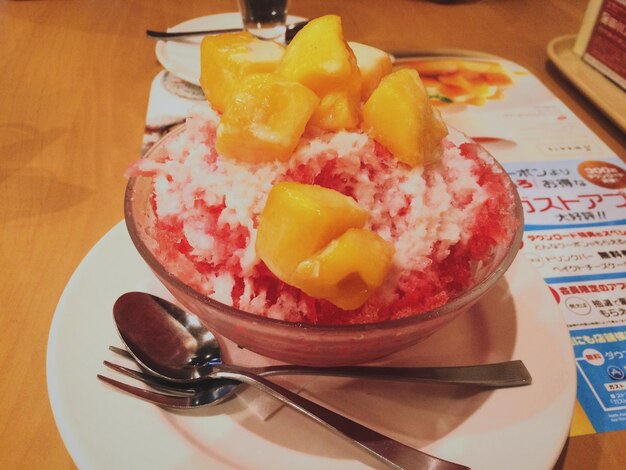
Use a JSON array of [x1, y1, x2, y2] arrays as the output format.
[[200, 32, 284, 113], [293, 228, 395, 310], [309, 92, 360, 131], [362, 68, 448, 166], [255, 182, 368, 284], [276, 15, 361, 131], [348, 41, 393, 100], [216, 73, 319, 162]]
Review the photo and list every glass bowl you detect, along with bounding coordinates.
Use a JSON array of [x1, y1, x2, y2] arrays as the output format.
[[125, 126, 524, 366]]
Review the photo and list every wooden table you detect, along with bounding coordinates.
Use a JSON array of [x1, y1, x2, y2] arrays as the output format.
[[1, 0, 624, 468]]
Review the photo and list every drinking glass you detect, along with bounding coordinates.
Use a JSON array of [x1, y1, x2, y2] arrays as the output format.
[[237, 0, 289, 42]]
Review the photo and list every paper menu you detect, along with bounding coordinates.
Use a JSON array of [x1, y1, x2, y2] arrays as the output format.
[[502, 157, 626, 434]]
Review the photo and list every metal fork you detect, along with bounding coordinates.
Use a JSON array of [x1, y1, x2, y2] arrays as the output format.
[[99, 364, 470, 469]]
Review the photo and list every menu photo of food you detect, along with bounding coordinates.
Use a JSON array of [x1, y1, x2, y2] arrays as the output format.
[[396, 57, 516, 107]]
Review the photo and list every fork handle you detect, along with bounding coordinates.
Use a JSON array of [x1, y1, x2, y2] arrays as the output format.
[[217, 366, 469, 470]]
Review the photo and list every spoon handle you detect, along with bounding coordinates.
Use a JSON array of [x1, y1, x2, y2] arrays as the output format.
[[216, 366, 469, 470], [146, 21, 308, 41], [251, 360, 531, 388], [146, 27, 242, 38]]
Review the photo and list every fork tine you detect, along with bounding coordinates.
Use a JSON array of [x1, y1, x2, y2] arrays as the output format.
[[109, 345, 133, 359], [97, 374, 194, 409], [103, 361, 196, 396]]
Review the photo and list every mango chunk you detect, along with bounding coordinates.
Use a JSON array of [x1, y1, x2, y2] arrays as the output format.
[[216, 73, 319, 162], [362, 68, 448, 166], [348, 42, 393, 101], [255, 182, 368, 284], [293, 228, 395, 310], [200, 32, 284, 113], [276, 15, 361, 131], [309, 92, 360, 131]]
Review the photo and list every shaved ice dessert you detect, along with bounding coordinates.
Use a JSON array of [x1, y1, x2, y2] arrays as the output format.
[[126, 15, 519, 328], [128, 112, 518, 325]]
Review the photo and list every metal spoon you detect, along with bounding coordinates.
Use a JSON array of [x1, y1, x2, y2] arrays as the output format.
[[113, 291, 531, 387], [146, 20, 309, 41]]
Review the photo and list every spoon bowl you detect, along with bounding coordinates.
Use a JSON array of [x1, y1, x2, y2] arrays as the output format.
[[113, 292, 221, 381]]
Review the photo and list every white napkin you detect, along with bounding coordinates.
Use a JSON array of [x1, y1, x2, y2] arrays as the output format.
[[218, 335, 317, 420], [234, 378, 312, 420]]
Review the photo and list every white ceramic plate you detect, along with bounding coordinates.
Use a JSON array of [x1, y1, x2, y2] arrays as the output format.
[[155, 13, 307, 86], [47, 221, 576, 470]]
